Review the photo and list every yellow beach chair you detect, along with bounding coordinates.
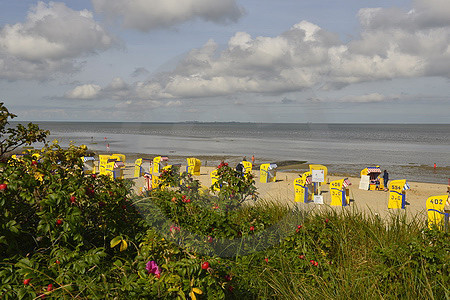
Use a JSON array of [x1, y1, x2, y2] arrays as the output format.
[[112, 160, 125, 179], [134, 158, 152, 177], [388, 180, 409, 209], [153, 156, 169, 173], [103, 160, 115, 179], [152, 175, 162, 190], [82, 156, 96, 174], [360, 166, 384, 190], [134, 158, 143, 177], [210, 169, 220, 191], [260, 163, 277, 183], [330, 178, 351, 206], [99, 155, 113, 175], [294, 172, 312, 203], [426, 195, 449, 230], [242, 161, 252, 175], [186, 158, 201, 175]]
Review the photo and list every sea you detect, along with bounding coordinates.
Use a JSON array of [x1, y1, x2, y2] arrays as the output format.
[[14, 122, 450, 184]]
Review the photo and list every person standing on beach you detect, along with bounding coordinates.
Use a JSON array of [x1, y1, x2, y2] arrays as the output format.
[[383, 170, 389, 191], [251, 155, 255, 165], [236, 162, 244, 174]]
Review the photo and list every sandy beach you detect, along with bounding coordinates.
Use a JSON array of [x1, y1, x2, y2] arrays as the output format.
[[117, 155, 449, 221]]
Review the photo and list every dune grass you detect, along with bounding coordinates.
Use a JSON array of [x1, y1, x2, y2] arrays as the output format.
[[229, 205, 449, 299]]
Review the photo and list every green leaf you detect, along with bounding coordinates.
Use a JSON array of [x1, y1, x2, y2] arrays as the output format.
[[110, 236, 123, 248], [114, 259, 123, 268]]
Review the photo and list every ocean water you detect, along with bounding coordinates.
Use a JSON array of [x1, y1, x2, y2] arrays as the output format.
[[16, 122, 450, 184]]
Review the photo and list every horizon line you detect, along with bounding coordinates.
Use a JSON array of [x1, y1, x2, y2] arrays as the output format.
[[10, 120, 450, 125]]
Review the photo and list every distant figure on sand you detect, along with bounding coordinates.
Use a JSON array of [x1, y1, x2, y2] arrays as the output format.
[[383, 170, 389, 191], [252, 155, 255, 165], [243, 156, 247, 161], [236, 162, 244, 174]]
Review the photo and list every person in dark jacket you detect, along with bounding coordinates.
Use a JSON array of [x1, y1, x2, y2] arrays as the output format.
[[383, 170, 389, 191], [236, 162, 244, 174]]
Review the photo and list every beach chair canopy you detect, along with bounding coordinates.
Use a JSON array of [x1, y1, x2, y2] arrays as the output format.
[[112, 154, 126, 163], [343, 178, 351, 188], [361, 167, 382, 180], [367, 167, 381, 173], [114, 161, 125, 168], [268, 164, 277, 170]]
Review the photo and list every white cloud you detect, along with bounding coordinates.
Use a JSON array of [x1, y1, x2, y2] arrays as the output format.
[[166, 100, 182, 107], [69, 1, 450, 106], [359, 0, 450, 32], [114, 99, 181, 110], [137, 1, 447, 99], [63, 76, 173, 101], [0, 2, 115, 80], [339, 93, 390, 103], [92, 0, 244, 31], [65, 84, 102, 99]]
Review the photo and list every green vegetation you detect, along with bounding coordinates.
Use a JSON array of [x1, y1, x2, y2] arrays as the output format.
[[0, 104, 448, 299]]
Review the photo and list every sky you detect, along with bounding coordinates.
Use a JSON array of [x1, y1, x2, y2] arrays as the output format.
[[0, 0, 449, 123]]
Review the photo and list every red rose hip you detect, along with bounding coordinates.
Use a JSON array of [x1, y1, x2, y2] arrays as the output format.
[[201, 262, 209, 270]]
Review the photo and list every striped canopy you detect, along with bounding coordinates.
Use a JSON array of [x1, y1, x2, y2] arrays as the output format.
[[343, 178, 351, 188], [305, 176, 312, 184], [367, 167, 381, 173], [404, 182, 410, 190], [114, 161, 125, 168]]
